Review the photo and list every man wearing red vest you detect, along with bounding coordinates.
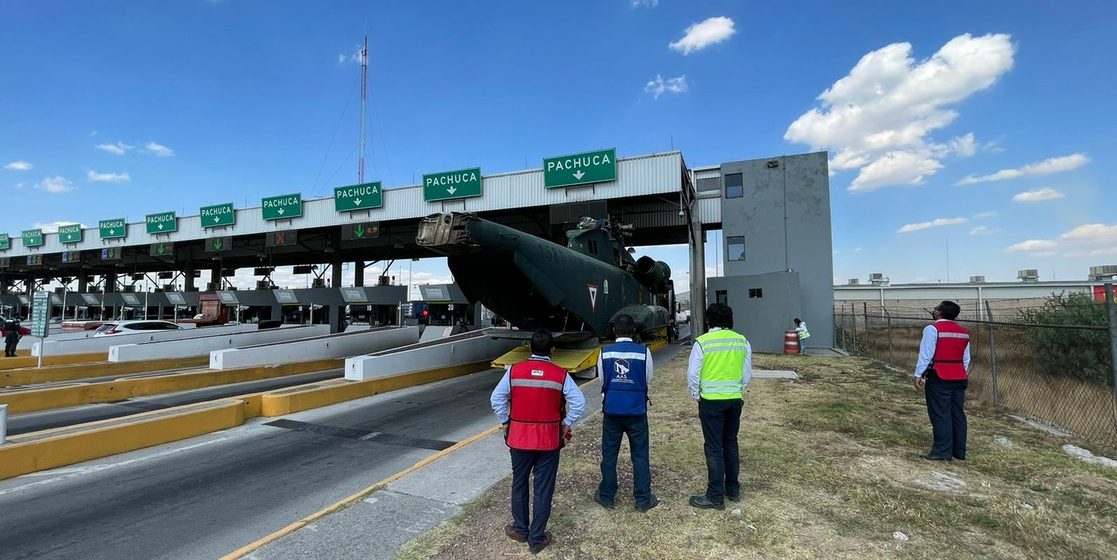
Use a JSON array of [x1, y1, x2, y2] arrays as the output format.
[[490, 328, 585, 554], [913, 301, 972, 461]]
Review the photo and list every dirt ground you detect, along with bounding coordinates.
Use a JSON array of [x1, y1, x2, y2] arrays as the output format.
[[397, 351, 1117, 560]]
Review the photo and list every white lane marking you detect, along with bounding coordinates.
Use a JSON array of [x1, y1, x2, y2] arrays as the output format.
[[0, 438, 226, 496]]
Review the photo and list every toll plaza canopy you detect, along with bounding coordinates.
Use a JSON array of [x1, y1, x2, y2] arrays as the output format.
[[0, 150, 721, 280]]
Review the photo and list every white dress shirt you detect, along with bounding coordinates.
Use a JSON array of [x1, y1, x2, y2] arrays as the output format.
[[686, 327, 753, 400]]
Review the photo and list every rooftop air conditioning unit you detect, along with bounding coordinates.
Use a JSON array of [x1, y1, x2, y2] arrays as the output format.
[[163, 284, 175, 292], [255, 280, 272, 290], [1017, 269, 1039, 282], [311, 278, 326, 289], [1088, 265, 1117, 281], [868, 272, 889, 285], [969, 275, 986, 284], [847, 278, 860, 285]]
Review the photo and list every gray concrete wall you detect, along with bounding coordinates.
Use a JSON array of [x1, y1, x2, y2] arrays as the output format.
[[708, 271, 801, 353], [718, 152, 834, 347]]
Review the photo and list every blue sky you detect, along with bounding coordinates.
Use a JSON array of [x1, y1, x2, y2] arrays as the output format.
[[2, 0, 1114, 290]]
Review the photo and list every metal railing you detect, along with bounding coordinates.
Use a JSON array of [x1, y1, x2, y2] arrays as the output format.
[[834, 289, 1117, 453]]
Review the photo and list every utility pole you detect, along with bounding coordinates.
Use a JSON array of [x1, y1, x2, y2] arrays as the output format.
[[358, 29, 368, 185]]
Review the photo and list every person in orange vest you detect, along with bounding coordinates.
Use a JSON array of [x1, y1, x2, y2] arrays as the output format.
[[913, 301, 972, 461], [490, 328, 585, 554]]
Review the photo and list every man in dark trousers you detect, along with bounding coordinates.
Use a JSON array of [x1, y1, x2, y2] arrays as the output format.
[[490, 328, 585, 554], [687, 303, 751, 509], [3, 317, 22, 357], [594, 314, 659, 512], [913, 300, 971, 461]]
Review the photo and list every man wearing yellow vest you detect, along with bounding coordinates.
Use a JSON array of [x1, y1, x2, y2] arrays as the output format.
[[687, 303, 752, 509]]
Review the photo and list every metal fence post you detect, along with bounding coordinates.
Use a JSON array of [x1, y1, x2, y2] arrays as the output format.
[[884, 306, 894, 366], [985, 301, 1001, 407], [863, 302, 870, 357], [1105, 284, 1117, 419], [850, 302, 858, 354]]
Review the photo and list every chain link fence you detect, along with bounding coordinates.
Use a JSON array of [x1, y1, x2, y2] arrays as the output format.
[[834, 299, 1117, 454]]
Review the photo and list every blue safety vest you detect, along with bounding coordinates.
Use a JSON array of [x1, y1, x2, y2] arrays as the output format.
[[601, 341, 649, 415]]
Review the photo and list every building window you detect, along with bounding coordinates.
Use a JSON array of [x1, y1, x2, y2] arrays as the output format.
[[716, 290, 727, 305], [748, 288, 763, 299], [724, 173, 743, 199], [727, 236, 745, 261]]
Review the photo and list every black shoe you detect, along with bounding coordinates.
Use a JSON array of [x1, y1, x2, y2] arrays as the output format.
[[636, 495, 660, 512], [953, 455, 966, 461], [504, 524, 527, 543], [528, 532, 553, 554], [920, 454, 952, 462], [593, 491, 615, 510], [726, 493, 741, 503], [688, 495, 725, 510]]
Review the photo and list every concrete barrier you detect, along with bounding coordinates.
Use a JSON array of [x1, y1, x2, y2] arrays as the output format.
[[108, 325, 330, 362], [34, 324, 258, 356], [345, 329, 521, 381], [210, 326, 420, 370]]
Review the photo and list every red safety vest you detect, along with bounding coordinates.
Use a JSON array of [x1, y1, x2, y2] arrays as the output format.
[[506, 359, 568, 451], [932, 321, 970, 381]]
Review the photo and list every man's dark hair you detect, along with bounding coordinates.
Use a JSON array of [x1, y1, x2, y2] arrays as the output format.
[[705, 303, 734, 329], [530, 328, 555, 356], [794, 317, 802, 324], [612, 314, 635, 337], [937, 301, 961, 320]]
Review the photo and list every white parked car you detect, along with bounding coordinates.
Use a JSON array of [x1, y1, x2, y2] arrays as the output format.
[[93, 320, 184, 337]]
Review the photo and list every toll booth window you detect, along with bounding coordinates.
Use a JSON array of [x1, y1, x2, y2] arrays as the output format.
[[724, 173, 743, 199], [716, 290, 728, 305], [727, 236, 746, 261], [749, 288, 763, 299]]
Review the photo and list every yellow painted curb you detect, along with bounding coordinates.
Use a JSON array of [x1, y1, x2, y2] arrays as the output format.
[[0, 352, 108, 370], [260, 360, 494, 417], [220, 423, 503, 560], [1, 356, 209, 387], [0, 399, 246, 481], [0, 358, 343, 414]]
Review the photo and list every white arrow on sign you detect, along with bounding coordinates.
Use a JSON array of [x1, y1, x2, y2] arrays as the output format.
[[354, 198, 362, 206], [277, 208, 285, 215], [573, 170, 585, 180], [157, 224, 164, 230], [447, 186, 457, 195], [109, 229, 116, 235], [214, 216, 221, 223]]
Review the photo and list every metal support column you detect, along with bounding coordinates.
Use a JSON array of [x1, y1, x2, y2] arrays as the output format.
[[354, 261, 365, 287], [985, 301, 1001, 407], [689, 218, 706, 335], [331, 261, 343, 288]]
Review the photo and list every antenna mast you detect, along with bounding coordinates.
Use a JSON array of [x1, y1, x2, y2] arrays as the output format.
[[358, 31, 368, 184]]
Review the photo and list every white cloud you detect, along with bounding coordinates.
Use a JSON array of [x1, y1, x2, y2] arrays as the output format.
[[956, 153, 1089, 185], [969, 225, 999, 235], [4, 160, 32, 171], [1006, 239, 1058, 252], [850, 150, 942, 192], [1058, 224, 1117, 243], [631, 0, 658, 6], [669, 16, 736, 55], [897, 217, 967, 233], [87, 170, 131, 183], [32, 221, 83, 234], [338, 44, 365, 64], [1013, 188, 1065, 203], [854, 247, 863, 253], [785, 33, 1015, 192], [948, 133, 976, 157], [143, 141, 175, 157], [95, 141, 133, 155], [972, 211, 997, 219], [645, 74, 688, 98], [37, 175, 74, 194]]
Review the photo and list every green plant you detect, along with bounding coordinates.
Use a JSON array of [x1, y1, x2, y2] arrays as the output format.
[[1018, 292, 1111, 385]]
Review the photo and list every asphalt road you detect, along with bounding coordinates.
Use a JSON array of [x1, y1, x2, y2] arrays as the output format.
[[0, 335, 690, 560], [6, 368, 345, 435]]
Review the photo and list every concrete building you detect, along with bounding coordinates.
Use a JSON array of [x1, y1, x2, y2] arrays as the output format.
[[699, 152, 834, 352]]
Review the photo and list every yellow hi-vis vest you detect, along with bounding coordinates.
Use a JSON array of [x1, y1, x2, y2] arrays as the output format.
[[696, 329, 748, 400]]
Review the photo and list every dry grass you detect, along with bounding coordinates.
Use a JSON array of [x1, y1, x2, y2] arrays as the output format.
[[397, 351, 1117, 560]]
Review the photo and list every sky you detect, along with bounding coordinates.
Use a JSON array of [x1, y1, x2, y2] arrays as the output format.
[[1, 0, 1115, 293]]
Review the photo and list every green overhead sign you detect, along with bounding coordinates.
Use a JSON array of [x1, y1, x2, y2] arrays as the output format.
[[262, 193, 302, 220], [544, 148, 617, 188], [22, 229, 44, 248], [58, 224, 83, 244], [423, 168, 481, 202], [334, 182, 383, 212], [146, 211, 177, 234], [99, 218, 127, 240], [0, 233, 10, 251], [201, 203, 236, 228]]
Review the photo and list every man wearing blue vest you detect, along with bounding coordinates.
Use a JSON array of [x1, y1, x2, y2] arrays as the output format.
[[593, 314, 659, 512], [687, 303, 751, 510]]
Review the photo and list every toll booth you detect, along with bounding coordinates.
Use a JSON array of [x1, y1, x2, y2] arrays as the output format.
[[414, 284, 477, 328]]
